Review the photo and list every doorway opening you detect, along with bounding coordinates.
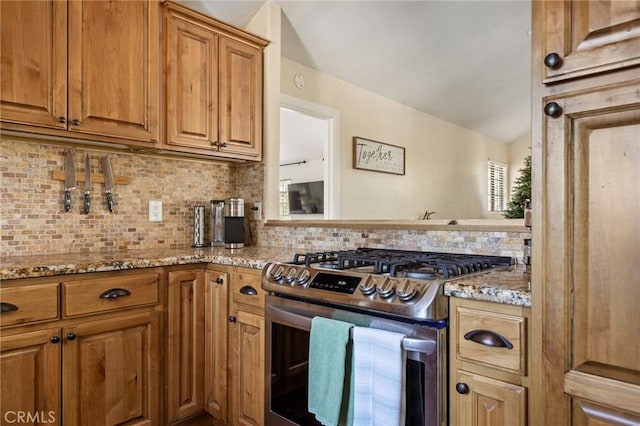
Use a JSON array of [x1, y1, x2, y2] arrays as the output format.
[[279, 95, 340, 219]]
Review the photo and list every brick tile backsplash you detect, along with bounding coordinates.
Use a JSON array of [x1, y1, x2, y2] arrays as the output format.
[[0, 137, 263, 256]]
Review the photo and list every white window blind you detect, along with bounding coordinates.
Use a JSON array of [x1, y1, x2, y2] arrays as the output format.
[[488, 160, 507, 212]]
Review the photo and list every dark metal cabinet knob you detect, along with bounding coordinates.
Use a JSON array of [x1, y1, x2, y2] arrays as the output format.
[[544, 102, 562, 118], [456, 383, 469, 394], [57, 116, 67, 124], [216, 277, 224, 285], [544, 52, 562, 69], [50, 336, 61, 344], [228, 316, 236, 323], [66, 332, 77, 341], [221, 142, 228, 148], [212, 141, 219, 147], [71, 119, 80, 126]]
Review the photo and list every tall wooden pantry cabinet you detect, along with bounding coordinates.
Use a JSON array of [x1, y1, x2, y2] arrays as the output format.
[[531, 1, 640, 425]]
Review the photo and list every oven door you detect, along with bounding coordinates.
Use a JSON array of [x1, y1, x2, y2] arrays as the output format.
[[265, 294, 447, 426]]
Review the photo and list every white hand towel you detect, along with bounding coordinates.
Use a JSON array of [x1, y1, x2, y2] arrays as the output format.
[[352, 327, 406, 426]]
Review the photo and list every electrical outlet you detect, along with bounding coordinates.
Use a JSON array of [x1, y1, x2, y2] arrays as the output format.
[[252, 202, 262, 220], [149, 200, 162, 222]]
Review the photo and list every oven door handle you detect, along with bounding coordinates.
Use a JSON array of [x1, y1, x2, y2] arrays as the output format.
[[267, 303, 436, 355]]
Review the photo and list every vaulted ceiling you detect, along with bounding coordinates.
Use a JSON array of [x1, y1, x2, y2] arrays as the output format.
[[179, 0, 532, 144]]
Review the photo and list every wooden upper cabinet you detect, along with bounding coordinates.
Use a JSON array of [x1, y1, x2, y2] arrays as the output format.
[[218, 37, 264, 159], [165, 7, 219, 151], [163, 2, 267, 160], [1, 0, 159, 146], [0, 0, 67, 129], [540, 0, 640, 83], [68, 0, 159, 143]]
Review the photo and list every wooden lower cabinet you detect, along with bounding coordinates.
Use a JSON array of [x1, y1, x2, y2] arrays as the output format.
[[63, 312, 160, 426], [450, 297, 530, 426], [455, 371, 526, 426], [204, 269, 229, 421], [1, 270, 163, 426], [228, 268, 265, 426], [0, 328, 62, 426], [167, 269, 206, 423], [229, 310, 265, 426]]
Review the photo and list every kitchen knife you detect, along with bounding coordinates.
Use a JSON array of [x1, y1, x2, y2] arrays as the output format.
[[64, 150, 76, 212], [101, 156, 115, 213], [83, 154, 91, 214]]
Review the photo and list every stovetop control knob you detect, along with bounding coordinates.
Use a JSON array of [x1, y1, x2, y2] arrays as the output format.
[[396, 280, 418, 301], [295, 269, 311, 285], [269, 264, 286, 281], [284, 267, 298, 284], [359, 277, 376, 296], [376, 279, 395, 298]]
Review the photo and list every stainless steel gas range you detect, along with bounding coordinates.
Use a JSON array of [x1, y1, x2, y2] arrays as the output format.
[[262, 248, 513, 426]]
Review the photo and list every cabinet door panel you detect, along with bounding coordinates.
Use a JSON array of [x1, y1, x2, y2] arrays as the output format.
[[231, 310, 265, 426], [204, 270, 229, 421], [541, 0, 640, 83], [63, 312, 160, 426], [455, 371, 525, 426], [165, 9, 219, 150], [219, 37, 263, 159], [0, 0, 66, 128], [0, 328, 61, 426], [68, 0, 159, 143], [541, 80, 640, 422], [167, 269, 206, 422]]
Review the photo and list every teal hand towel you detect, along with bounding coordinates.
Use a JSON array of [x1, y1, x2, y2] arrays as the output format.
[[308, 316, 353, 426]]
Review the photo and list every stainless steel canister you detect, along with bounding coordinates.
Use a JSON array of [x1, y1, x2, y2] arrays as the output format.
[[192, 205, 206, 248], [210, 200, 225, 247]]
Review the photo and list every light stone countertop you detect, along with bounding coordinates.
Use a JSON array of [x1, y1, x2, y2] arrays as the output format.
[[443, 267, 531, 307], [1, 247, 531, 307], [0, 246, 298, 281]]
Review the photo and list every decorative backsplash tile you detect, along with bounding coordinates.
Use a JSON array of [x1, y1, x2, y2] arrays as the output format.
[[0, 136, 254, 256], [257, 226, 529, 261]]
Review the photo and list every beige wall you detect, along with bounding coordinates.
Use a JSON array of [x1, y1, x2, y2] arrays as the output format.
[[280, 58, 509, 220]]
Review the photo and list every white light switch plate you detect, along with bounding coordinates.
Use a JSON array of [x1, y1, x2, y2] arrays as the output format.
[[149, 200, 162, 222]]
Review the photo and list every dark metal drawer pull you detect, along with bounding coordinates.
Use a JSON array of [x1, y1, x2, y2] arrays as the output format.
[[239, 285, 257, 296], [99, 288, 132, 299], [1, 302, 19, 313], [464, 329, 513, 349]]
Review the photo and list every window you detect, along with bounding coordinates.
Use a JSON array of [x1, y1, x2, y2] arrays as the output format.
[[279, 179, 291, 218], [488, 160, 507, 211]]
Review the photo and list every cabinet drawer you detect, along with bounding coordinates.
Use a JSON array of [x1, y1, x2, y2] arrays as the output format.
[[231, 271, 264, 309], [0, 283, 59, 326], [456, 307, 526, 375], [62, 273, 159, 317]]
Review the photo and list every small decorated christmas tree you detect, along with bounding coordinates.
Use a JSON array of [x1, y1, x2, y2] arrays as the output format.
[[503, 154, 531, 219]]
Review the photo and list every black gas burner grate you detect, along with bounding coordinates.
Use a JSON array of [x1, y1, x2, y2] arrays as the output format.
[[291, 248, 513, 279]]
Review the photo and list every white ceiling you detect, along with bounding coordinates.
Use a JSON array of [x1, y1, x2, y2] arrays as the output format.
[[179, 0, 532, 144]]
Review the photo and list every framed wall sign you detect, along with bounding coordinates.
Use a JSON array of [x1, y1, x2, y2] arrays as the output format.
[[352, 136, 405, 175]]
